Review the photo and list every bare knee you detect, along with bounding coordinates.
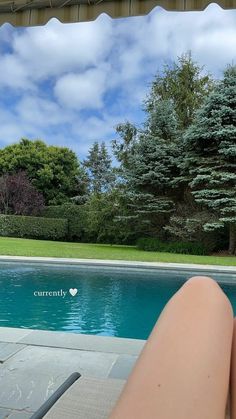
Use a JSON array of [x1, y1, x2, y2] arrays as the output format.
[[181, 276, 233, 318], [184, 276, 220, 292]]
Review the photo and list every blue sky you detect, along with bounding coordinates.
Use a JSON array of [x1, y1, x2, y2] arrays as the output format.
[[0, 4, 235, 159]]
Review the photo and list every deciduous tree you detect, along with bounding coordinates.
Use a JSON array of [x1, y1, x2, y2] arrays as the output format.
[[0, 139, 84, 205], [0, 172, 44, 215], [146, 52, 214, 130]]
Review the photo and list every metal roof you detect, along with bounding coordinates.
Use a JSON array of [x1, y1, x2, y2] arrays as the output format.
[[0, 0, 234, 27]]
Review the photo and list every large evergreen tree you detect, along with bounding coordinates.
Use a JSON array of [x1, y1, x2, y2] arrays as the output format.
[[183, 66, 236, 254], [83, 141, 115, 194], [113, 100, 181, 235]]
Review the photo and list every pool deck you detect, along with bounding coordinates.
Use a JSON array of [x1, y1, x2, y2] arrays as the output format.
[[0, 327, 145, 418]]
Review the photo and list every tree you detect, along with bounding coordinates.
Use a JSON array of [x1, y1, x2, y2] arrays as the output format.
[[112, 122, 138, 171], [84, 188, 137, 244], [145, 52, 214, 130], [113, 100, 181, 235], [183, 66, 236, 254], [0, 139, 84, 205], [83, 141, 115, 194], [0, 172, 44, 215]]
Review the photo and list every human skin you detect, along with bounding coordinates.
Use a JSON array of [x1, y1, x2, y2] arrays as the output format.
[[109, 276, 234, 419], [230, 318, 236, 418]]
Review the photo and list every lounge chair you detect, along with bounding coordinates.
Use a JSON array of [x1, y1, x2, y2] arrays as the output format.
[[31, 373, 125, 419]]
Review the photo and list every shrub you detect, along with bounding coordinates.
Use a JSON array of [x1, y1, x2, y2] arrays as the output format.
[[164, 213, 228, 253], [0, 215, 68, 241], [167, 241, 209, 255], [137, 238, 166, 252], [43, 204, 87, 241], [137, 237, 209, 255]]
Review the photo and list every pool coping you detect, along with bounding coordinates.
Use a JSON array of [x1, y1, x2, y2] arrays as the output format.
[[0, 255, 235, 273], [0, 327, 145, 355]]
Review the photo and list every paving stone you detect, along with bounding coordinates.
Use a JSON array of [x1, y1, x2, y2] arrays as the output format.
[[0, 344, 8, 352], [0, 345, 118, 411], [0, 328, 32, 344], [108, 355, 137, 379], [0, 328, 145, 415], [8, 411, 33, 419], [0, 407, 11, 418], [0, 344, 26, 363], [19, 329, 145, 355]]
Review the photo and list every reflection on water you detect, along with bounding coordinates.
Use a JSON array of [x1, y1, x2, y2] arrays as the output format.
[[0, 263, 235, 340]]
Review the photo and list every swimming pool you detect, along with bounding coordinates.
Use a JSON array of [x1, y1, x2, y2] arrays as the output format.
[[0, 262, 236, 340]]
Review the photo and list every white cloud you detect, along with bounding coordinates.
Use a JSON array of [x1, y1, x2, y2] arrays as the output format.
[[0, 54, 34, 90], [112, 4, 236, 80], [16, 95, 72, 126], [0, 4, 235, 157], [12, 17, 113, 81], [54, 65, 110, 110]]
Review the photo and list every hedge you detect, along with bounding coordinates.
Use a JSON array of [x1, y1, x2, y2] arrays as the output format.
[[43, 204, 87, 241], [137, 237, 209, 255], [0, 215, 68, 240]]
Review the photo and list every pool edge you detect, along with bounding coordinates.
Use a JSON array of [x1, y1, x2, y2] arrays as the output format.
[[0, 327, 146, 355], [0, 255, 235, 273]]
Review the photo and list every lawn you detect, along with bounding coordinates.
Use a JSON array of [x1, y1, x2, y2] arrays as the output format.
[[0, 236, 235, 266]]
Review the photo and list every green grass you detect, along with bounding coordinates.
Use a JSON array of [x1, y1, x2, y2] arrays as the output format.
[[0, 236, 235, 266]]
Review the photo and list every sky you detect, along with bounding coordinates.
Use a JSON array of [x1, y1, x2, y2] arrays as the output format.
[[0, 3, 235, 159]]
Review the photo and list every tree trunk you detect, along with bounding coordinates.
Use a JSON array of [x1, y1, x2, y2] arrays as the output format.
[[229, 224, 236, 255]]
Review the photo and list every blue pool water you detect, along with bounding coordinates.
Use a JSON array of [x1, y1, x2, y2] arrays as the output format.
[[0, 263, 236, 340]]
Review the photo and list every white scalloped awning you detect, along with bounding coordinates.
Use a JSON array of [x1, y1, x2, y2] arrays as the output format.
[[0, 0, 235, 27]]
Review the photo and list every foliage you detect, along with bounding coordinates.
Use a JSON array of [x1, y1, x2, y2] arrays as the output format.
[[0, 139, 84, 205], [0, 215, 68, 240], [145, 52, 214, 130], [182, 65, 236, 253], [84, 190, 133, 244], [117, 191, 173, 238], [112, 59, 235, 256], [164, 213, 228, 253], [112, 122, 138, 171], [83, 141, 115, 194], [43, 203, 87, 241], [113, 99, 181, 233], [43, 192, 151, 245], [115, 54, 215, 240], [0, 172, 44, 216], [137, 237, 209, 255]]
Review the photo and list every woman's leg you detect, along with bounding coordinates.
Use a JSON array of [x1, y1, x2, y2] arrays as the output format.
[[110, 276, 233, 419], [230, 318, 236, 418]]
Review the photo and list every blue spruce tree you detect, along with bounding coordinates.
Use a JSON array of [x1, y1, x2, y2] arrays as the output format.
[[183, 66, 236, 254]]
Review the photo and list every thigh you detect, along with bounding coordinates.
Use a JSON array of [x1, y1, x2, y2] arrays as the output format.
[[230, 318, 236, 418], [110, 276, 233, 419]]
